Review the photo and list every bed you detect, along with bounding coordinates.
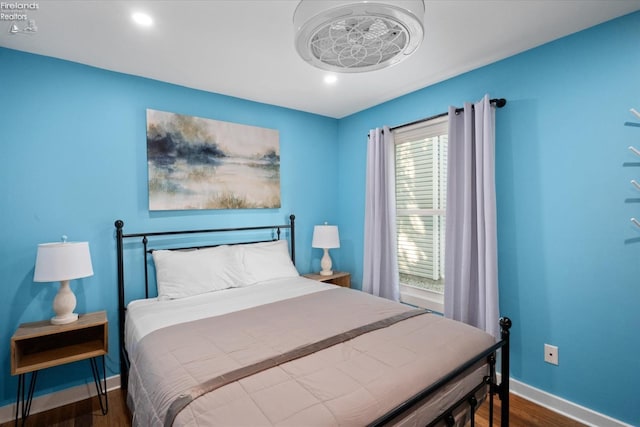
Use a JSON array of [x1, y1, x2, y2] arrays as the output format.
[[115, 215, 511, 426]]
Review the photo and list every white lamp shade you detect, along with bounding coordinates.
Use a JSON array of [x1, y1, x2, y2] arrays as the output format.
[[312, 225, 340, 249], [34, 241, 94, 282]]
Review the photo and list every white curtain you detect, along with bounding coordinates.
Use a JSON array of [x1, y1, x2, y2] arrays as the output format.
[[444, 95, 500, 338], [363, 126, 400, 301]]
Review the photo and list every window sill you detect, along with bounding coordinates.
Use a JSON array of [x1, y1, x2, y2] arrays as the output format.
[[399, 284, 444, 314]]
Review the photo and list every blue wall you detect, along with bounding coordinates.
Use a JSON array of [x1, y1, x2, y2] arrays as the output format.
[[0, 47, 339, 407], [337, 12, 640, 425], [2, 10, 639, 425]]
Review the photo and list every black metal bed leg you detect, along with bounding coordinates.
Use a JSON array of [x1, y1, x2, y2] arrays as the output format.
[[120, 348, 129, 391], [487, 354, 496, 427], [469, 395, 478, 427], [15, 371, 38, 426], [89, 356, 109, 415], [499, 317, 512, 427], [489, 390, 494, 427]]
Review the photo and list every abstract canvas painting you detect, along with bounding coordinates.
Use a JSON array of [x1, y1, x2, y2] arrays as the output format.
[[146, 109, 280, 210]]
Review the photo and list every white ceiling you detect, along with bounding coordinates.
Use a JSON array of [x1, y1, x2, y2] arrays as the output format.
[[2, 1, 639, 118]]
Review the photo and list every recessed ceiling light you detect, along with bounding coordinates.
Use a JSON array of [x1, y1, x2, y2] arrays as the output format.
[[132, 12, 153, 27], [324, 75, 337, 84]]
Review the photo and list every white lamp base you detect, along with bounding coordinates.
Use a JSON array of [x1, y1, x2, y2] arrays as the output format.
[[320, 248, 333, 276], [51, 280, 78, 325], [51, 312, 78, 325]]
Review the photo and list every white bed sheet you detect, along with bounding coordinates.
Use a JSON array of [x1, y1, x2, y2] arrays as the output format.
[[125, 275, 335, 354]]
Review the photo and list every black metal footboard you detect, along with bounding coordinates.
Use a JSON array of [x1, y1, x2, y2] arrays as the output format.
[[368, 317, 512, 427]]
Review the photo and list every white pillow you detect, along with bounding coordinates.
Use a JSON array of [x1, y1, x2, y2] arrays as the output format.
[[152, 245, 244, 300], [234, 240, 299, 286]]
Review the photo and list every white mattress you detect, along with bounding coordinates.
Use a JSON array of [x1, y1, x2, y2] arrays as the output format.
[[125, 275, 335, 354]]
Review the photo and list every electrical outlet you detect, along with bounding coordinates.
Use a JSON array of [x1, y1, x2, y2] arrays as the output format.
[[544, 344, 559, 365]]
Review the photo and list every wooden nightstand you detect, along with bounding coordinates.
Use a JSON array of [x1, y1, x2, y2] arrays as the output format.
[[303, 271, 351, 288], [11, 311, 109, 424]]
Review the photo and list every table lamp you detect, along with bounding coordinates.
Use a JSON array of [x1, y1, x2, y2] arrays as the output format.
[[312, 223, 340, 276], [33, 238, 94, 325]]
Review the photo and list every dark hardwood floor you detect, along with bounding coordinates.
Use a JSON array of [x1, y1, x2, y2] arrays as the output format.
[[1, 388, 586, 426], [475, 393, 586, 427], [0, 389, 130, 427]]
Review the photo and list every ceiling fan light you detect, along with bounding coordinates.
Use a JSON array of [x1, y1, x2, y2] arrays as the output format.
[[294, 0, 425, 73]]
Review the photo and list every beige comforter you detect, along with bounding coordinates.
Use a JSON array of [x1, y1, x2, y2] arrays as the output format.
[[127, 287, 495, 426]]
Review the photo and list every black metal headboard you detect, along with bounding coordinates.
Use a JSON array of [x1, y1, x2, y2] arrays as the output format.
[[114, 214, 295, 386]]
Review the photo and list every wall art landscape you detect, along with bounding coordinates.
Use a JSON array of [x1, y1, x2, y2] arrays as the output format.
[[146, 109, 280, 210]]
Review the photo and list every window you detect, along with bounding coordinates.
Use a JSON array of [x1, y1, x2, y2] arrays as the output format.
[[394, 116, 448, 313]]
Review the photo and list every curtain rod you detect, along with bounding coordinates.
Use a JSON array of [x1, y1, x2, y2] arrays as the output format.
[[388, 98, 507, 132]]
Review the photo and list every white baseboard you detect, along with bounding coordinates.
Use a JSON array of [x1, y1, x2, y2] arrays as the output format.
[[0, 374, 632, 426], [0, 375, 121, 424], [503, 376, 633, 427]]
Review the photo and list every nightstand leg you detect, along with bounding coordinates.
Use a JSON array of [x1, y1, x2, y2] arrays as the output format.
[[89, 356, 109, 415], [15, 371, 38, 426]]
